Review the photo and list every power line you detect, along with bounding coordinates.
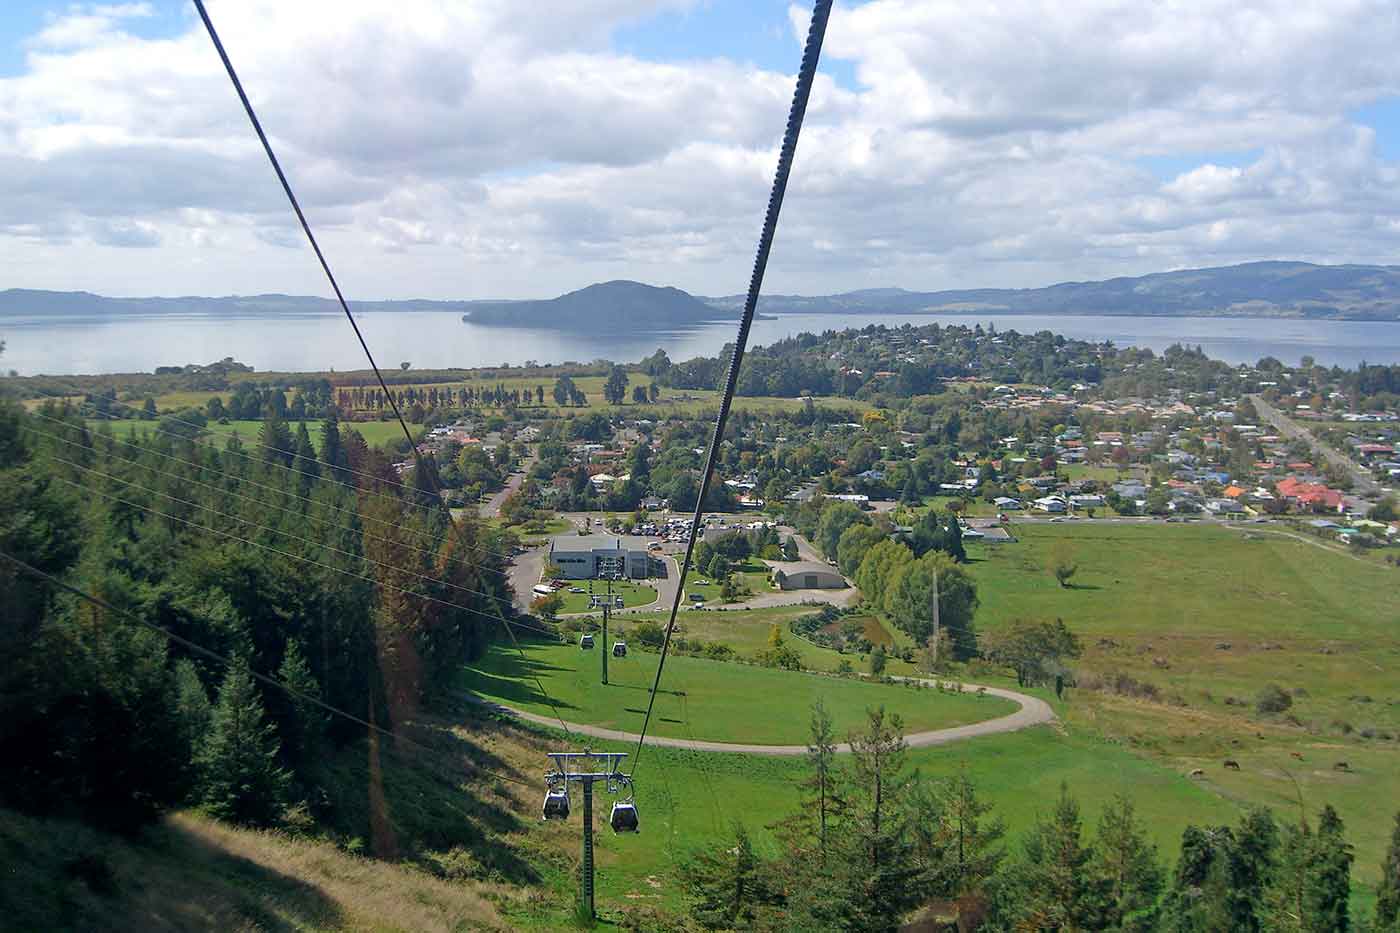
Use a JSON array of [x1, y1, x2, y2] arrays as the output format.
[[0, 546, 533, 789], [190, 0, 422, 472], [630, 0, 832, 778], [17, 395, 525, 572], [23, 418, 489, 573], [18, 381, 474, 533], [49, 453, 525, 616], [47, 476, 574, 722]]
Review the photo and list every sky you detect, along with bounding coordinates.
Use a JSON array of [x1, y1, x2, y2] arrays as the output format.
[[3, 1, 1400, 300]]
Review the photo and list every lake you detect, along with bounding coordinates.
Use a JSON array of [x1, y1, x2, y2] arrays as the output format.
[[2, 309, 1400, 376]]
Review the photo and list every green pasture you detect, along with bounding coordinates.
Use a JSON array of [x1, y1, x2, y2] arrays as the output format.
[[463, 640, 1015, 745], [966, 522, 1400, 730], [88, 418, 413, 450]]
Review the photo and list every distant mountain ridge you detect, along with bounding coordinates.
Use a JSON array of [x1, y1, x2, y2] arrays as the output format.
[[702, 261, 1400, 320], [5, 262, 1400, 323], [460, 280, 735, 328]]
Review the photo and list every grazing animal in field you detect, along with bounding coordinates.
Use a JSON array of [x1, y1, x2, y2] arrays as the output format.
[[1223, 760, 1241, 770], [1334, 761, 1351, 772], [1189, 768, 1205, 778], [1290, 752, 1304, 760]]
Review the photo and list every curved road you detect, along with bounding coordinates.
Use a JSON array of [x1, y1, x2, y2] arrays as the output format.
[[473, 679, 1055, 757]]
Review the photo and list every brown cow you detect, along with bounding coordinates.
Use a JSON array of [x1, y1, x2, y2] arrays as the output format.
[[1290, 752, 1304, 760]]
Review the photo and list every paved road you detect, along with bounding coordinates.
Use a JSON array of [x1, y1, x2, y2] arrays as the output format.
[[508, 545, 547, 610], [473, 678, 1055, 756], [1250, 393, 1380, 495], [480, 457, 535, 518]]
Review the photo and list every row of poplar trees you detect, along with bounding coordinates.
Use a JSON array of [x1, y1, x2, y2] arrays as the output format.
[[0, 400, 512, 833], [683, 702, 1400, 932]]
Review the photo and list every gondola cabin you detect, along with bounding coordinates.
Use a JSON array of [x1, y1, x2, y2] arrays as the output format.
[[579, 633, 595, 649], [542, 788, 570, 821], [612, 641, 627, 658], [610, 800, 639, 833]]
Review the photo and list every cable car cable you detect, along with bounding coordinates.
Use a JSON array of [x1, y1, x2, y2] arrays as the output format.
[[190, 0, 423, 476], [629, 0, 832, 779]]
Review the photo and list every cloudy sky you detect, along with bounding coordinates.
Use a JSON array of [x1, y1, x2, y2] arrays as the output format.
[[3, 0, 1400, 300]]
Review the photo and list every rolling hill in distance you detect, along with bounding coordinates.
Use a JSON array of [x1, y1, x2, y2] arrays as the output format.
[[6, 261, 1400, 326]]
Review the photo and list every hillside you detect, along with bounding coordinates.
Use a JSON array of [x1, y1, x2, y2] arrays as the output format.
[[0, 808, 515, 932], [461, 279, 734, 329], [705, 260, 1400, 320], [9, 261, 1400, 324]]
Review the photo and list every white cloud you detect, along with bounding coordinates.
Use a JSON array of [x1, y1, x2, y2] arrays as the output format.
[[2, 0, 1400, 299]]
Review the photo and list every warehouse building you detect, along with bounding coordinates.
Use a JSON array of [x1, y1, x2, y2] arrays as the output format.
[[767, 560, 847, 591], [548, 534, 655, 580]]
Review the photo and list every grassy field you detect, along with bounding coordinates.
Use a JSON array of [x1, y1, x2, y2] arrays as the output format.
[[140, 373, 872, 419], [557, 580, 657, 613], [680, 558, 773, 604], [88, 418, 414, 450], [959, 520, 1400, 892], [463, 640, 1015, 745]]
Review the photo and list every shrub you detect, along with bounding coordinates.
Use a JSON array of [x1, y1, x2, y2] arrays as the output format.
[[1255, 683, 1293, 715]]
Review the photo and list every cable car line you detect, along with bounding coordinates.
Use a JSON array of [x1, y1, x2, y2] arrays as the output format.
[[628, 0, 832, 779], [190, 0, 423, 478], [0, 547, 534, 790]]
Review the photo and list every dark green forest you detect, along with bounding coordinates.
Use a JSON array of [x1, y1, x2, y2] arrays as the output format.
[[0, 399, 514, 834]]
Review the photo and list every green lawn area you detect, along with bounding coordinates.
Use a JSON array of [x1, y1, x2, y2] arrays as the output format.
[[1062, 463, 1134, 483], [89, 418, 414, 450], [463, 640, 1015, 745], [680, 558, 773, 604], [556, 580, 657, 613]]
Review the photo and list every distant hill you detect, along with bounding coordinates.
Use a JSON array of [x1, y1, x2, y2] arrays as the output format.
[[0, 289, 475, 318], [461, 280, 735, 329], [703, 261, 1400, 321]]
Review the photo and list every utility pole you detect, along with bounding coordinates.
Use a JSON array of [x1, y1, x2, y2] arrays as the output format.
[[545, 750, 632, 921], [929, 562, 940, 665], [602, 572, 611, 685]]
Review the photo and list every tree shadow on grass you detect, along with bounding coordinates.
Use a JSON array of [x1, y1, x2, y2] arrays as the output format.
[[464, 669, 579, 712], [139, 818, 345, 932]]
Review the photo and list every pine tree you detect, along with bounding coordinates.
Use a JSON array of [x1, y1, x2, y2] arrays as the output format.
[[274, 640, 327, 771], [198, 658, 290, 826], [172, 657, 212, 759], [929, 770, 1004, 899], [1094, 794, 1165, 928], [822, 707, 924, 933], [804, 698, 840, 861], [1014, 783, 1104, 929], [1379, 812, 1400, 930], [1306, 805, 1353, 932], [319, 413, 350, 484], [684, 823, 780, 930], [291, 421, 319, 490], [259, 412, 294, 469]]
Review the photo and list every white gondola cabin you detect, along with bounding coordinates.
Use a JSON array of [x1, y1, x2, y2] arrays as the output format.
[[610, 800, 639, 833], [542, 787, 570, 821]]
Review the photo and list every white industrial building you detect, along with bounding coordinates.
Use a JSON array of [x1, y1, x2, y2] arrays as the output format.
[[548, 534, 655, 580]]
